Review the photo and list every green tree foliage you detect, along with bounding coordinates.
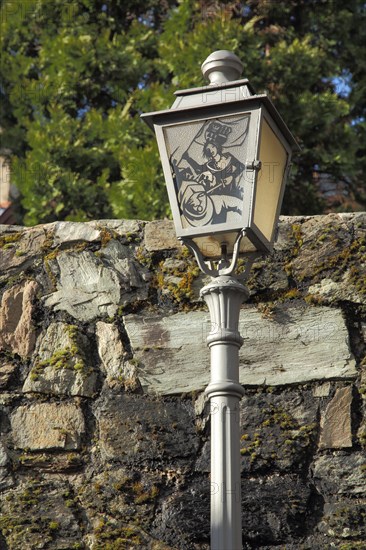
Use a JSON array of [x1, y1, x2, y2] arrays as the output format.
[[0, 0, 365, 225]]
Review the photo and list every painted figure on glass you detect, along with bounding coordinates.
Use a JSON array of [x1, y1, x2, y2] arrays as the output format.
[[168, 117, 249, 227]]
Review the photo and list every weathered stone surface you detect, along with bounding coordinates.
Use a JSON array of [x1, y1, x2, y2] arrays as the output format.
[[0, 480, 82, 549], [274, 215, 307, 250], [308, 275, 366, 304], [91, 218, 142, 238], [95, 322, 125, 378], [290, 214, 352, 281], [125, 305, 356, 394], [43, 250, 121, 321], [281, 213, 366, 303], [99, 239, 149, 301], [23, 322, 97, 397], [238, 305, 356, 386], [151, 477, 210, 549], [239, 389, 319, 474], [93, 391, 199, 464], [95, 321, 140, 390], [23, 365, 97, 397], [11, 402, 85, 450], [312, 452, 366, 496], [52, 220, 101, 244], [313, 382, 331, 397], [0, 226, 47, 275], [78, 467, 168, 549], [241, 474, 312, 546], [124, 311, 208, 394], [43, 244, 148, 320], [319, 386, 353, 449], [0, 280, 38, 357], [0, 363, 17, 388], [144, 219, 182, 252], [318, 501, 366, 539], [0, 442, 8, 468], [0, 440, 10, 488]]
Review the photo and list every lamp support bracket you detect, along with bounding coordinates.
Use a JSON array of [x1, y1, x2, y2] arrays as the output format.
[[179, 230, 261, 281]]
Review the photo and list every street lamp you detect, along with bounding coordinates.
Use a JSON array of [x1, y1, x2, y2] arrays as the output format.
[[142, 50, 298, 550]]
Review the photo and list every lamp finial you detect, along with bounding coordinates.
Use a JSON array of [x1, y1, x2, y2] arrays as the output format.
[[201, 50, 243, 84]]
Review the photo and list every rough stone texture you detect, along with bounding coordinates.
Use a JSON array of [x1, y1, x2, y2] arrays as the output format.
[[0, 226, 48, 278], [95, 321, 140, 390], [312, 452, 366, 496], [0, 480, 83, 549], [0, 363, 16, 388], [91, 218, 142, 238], [52, 220, 102, 244], [43, 250, 122, 321], [0, 280, 38, 357], [313, 381, 331, 397], [144, 219, 182, 251], [0, 214, 365, 549], [23, 322, 98, 397], [319, 386, 353, 448], [10, 402, 85, 450], [94, 390, 199, 464], [43, 244, 148, 321]]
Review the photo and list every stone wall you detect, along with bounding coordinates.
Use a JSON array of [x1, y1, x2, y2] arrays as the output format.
[[0, 213, 365, 549]]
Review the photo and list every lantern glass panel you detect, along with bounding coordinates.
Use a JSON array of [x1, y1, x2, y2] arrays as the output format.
[[163, 113, 251, 231], [254, 118, 288, 242]]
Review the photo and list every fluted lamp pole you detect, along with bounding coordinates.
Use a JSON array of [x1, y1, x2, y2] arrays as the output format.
[[141, 50, 298, 549]]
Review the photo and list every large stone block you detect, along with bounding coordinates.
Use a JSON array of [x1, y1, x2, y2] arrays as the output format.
[[0, 226, 47, 276], [43, 243, 148, 321], [0, 280, 38, 358], [124, 305, 356, 394], [319, 386, 353, 449], [23, 322, 97, 397], [52, 220, 101, 244], [11, 402, 85, 450]]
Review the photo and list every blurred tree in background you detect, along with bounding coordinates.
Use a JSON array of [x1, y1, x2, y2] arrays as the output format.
[[0, 0, 365, 225]]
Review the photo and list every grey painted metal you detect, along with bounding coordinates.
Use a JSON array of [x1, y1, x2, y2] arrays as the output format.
[[181, 233, 260, 279], [201, 50, 244, 84], [201, 275, 248, 550]]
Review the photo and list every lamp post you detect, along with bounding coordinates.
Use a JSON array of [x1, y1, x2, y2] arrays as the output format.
[[142, 50, 298, 550]]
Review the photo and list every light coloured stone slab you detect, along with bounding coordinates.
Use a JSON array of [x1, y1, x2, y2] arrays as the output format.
[[96, 322, 125, 378], [124, 305, 356, 395], [11, 402, 85, 450], [313, 382, 331, 397], [52, 221, 101, 244], [91, 219, 141, 237], [309, 277, 365, 305]]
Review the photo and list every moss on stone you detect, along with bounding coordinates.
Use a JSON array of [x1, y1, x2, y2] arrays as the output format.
[[29, 324, 90, 381], [0, 232, 23, 248]]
